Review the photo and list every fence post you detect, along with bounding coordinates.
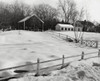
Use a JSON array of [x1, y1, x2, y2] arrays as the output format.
[[66, 35, 68, 41], [61, 55, 65, 69], [81, 51, 84, 60], [96, 41, 98, 48], [98, 49, 100, 57], [81, 37, 83, 44], [59, 33, 60, 37], [35, 58, 40, 76], [85, 40, 88, 46]]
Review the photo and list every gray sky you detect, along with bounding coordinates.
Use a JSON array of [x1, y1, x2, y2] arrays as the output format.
[[0, 0, 100, 22]]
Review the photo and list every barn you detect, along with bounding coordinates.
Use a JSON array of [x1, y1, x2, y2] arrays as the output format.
[[18, 14, 44, 31], [55, 24, 74, 31]]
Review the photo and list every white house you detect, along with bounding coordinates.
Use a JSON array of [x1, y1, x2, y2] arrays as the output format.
[[55, 24, 74, 31], [74, 21, 83, 31]]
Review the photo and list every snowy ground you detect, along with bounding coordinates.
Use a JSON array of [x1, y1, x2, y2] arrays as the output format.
[[10, 59, 100, 81], [56, 31, 100, 41], [0, 30, 98, 77]]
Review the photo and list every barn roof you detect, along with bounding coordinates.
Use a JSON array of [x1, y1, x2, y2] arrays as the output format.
[[18, 14, 44, 23], [18, 16, 30, 23], [57, 24, 74, 28]]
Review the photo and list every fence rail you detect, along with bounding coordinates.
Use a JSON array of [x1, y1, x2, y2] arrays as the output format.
[[0, 51, 98, 72], [80, 39, 98, 48], [0, 49, 99, 81], [52, 32, 98, 48], [0, 32, 99, 80]]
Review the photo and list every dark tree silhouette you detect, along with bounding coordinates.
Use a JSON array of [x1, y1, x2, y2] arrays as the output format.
[[32, 4, 59, 30]]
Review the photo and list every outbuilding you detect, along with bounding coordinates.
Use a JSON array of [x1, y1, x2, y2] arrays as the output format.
[[55, 24, 74, 31], [18, 14, 44, 31]]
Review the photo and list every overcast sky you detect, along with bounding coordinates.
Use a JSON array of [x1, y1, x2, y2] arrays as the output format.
[[0, 0, 100, 22]]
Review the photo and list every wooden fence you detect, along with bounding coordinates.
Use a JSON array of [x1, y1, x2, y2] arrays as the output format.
[[52, 32, 98, 48], [98, 42, 100, 48], [0, 50, 99, 80], [52, 32, 75, 42], [79, 39, 98, 48]]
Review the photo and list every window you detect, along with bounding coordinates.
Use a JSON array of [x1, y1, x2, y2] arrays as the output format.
[[61, 28, 63, 30], [71, 28, 73, 31], [68, 28, 70, 31], [65, 28, 67, 30], [78, 28, 80, 31]]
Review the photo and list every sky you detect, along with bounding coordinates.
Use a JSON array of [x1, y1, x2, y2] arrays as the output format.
[[0, 0, 100, 22]]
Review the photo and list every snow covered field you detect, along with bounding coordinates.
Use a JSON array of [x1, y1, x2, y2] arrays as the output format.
[[56, 31, 100, 41], [10, 60, 100, 81], [0, 30, 98, 78], [0, 31, 98, 67], [0, 30, 99, 81], [0, 30, 98, 70]]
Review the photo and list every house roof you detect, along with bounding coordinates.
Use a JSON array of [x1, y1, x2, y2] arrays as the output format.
[[75, 21, 83, 27], [57, 24, 74, 28], [18, 14, 44, 23]]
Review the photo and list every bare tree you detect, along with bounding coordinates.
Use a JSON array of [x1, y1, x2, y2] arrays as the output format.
[[32, 4, 58, 21], [19, 2, 32, 16], [58, 0, 78, 23], [78, 7, 85, 21], [32, 4, 58, 30], [0, 2, 13, 31], [11, 0, 32, 29], [0, 0, 32, 30]]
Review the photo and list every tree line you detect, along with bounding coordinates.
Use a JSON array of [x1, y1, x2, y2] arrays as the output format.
[[0, 0, 99, 32]]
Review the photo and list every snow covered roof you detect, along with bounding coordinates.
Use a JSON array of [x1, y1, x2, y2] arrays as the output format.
[[18, 14, 44, 23], [19, 16, 31, 23], [57, 24, 74, 28]]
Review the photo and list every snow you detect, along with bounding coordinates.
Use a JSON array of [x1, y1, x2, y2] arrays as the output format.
[[0, 30, 99, 81], [10, 59, 100, 81], [56, 24, 74, 28], [0, 30, 98, 76], [56, 31, 100, 41]]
